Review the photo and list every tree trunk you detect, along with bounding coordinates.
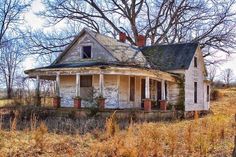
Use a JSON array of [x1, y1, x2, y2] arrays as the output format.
[[7, 87, 12, 99]]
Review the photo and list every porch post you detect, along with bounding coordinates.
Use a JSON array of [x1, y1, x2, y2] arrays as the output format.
[[145, 77, 150, 99], [35, 75, 41, 106], [161, 80, 165, 100], [76, 73, 80, 97], [74, 73, 82, 108], [99, 73, 104, 96], [98, 72, 105, 110], [144, 76, 151, 112], [160, 80, 167, 111], [53, 72, 61, 108]]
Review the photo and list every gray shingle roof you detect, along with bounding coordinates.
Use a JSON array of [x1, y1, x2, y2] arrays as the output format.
[[141, 43, 199, 71], [86, 29, 149, 67]]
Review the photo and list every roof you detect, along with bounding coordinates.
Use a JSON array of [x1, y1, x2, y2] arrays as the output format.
[[25, 28, 200, 74], [141, 43, 199, 71], [53, 28, 149, 67]]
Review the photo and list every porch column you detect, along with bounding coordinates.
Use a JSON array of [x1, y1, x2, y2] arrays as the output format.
[[35, 75, 41, 106], [145, 76, 150, 99], [160, 80, 167, 111], [99, 73, 104, 96], [56, 72, 60, 96], [161, 80, 165, 100], [76, 73, 80, 97], [52, 72, 61, 108], [144, 76, 151, 112], [98, 72, 105, 110]]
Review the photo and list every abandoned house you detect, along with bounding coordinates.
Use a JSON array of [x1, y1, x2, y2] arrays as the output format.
[[25, 28, 211, 112]]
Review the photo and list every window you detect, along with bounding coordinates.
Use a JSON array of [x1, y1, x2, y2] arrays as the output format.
[[80, 75, 92, 87], [82, 46, 91, 58], [130, 77, 135, 101], [194, 82, 197, 103], [207, 85, 210, 102], [194, 57, 197, 68]]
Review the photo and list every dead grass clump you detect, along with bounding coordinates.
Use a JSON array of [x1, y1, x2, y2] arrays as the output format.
[[105, 111, 119, 137], [32, 122, 48, 153]]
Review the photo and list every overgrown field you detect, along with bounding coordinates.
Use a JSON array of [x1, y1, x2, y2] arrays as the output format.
[[0, 88, 235, 157]]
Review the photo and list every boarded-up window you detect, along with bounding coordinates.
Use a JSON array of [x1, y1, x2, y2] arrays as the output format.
[[130, 77, 135, 101], [82, 46, 91, 58], [207, 85, 210, 102], [194, 82, 197, 103], [80, 75, 93, 100], [194, 57, 197, 67], [81, 75, 92, 87]]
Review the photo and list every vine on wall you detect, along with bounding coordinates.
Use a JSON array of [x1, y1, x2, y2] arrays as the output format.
[[176, 75, 185, 111]]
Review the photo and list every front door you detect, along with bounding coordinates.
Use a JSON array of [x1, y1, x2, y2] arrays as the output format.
[[80, 75, 93, 107]]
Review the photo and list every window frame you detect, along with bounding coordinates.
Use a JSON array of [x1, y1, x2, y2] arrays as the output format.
[[194, 82, 197, 103], [207, 85, 210, 102], [194, 56, 197, 68], [81, 45, 92, 59]]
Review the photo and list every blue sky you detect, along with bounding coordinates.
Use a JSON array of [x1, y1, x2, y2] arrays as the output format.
[[23, 0, 236, 79]]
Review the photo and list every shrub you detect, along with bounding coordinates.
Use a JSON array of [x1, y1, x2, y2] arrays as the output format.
[[211, 89, 222, 101]]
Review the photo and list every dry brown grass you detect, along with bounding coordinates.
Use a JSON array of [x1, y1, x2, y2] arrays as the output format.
[[0, 88, 235, 157]]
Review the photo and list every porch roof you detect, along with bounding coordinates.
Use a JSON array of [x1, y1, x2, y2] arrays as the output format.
[[24, 61, 179, 82], [25, 61, 148, 72]]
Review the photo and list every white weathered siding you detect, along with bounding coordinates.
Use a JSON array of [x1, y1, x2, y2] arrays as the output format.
[[184, 47, 207, 111], [59, 34, 116, 64], [168, 47, 209, 111], [203, 82, 210, 110]]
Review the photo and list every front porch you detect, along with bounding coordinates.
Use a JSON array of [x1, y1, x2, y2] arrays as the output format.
[[27, 66, 178, 111]]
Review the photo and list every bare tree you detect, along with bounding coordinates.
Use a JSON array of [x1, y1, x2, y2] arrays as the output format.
[[0, 0, 31, 98], [208, 65, 217, 83], [32, 0, 236, 64], [0, 40, 24, 98], [0, 0, 30, 47], [221, 68, 234, 87]]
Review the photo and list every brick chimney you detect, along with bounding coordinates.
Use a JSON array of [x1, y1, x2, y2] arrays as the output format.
[[119, 32, 126, 42], [136, 35, 145, 47]]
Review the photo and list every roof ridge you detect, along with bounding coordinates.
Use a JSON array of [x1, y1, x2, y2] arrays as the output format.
[[84, 27, 138, 48], [144, 42, 199, 48]]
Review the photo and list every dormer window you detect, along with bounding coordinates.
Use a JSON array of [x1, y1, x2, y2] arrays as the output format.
[[194, 56, 197, 68], [82, 46, 91, 58]]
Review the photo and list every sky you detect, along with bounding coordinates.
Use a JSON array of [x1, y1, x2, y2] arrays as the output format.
[[23, 0, 236, 79]]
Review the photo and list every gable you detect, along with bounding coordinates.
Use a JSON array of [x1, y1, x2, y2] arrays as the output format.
[[141, 43, 198, 71], [189, 46, 207, 76], [57, 32, 117, 64], [53, 28, 149, 67]]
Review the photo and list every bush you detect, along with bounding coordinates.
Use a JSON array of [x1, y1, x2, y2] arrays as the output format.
[[211, 89, 222, 101]]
